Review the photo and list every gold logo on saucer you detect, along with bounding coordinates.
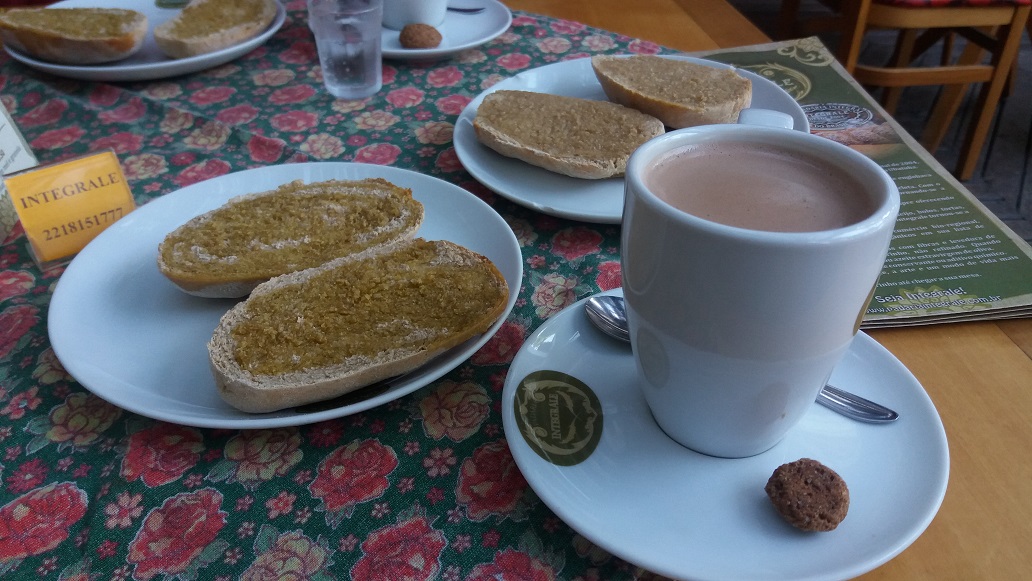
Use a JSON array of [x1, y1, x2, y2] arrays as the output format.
[[513, 370, 603, 466]]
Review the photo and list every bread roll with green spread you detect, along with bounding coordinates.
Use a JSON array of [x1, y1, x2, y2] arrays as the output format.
[[157, 178, 424, 298], [209, 238, 509, 413]]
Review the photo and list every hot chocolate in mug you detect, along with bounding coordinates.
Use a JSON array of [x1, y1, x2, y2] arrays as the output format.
[[621, 124, 899, 458]]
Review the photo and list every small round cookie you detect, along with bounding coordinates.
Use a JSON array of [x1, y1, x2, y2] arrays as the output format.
[[399, 23, 442, 49], [765, 458, 849, 532]]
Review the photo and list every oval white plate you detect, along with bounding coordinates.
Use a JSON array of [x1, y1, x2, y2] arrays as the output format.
[[2, 0, 286, 82], [502, 289, 949, 581], [381, 0, 511, 60], [455, 56, 811, 223], [49, 163, 522, 429]]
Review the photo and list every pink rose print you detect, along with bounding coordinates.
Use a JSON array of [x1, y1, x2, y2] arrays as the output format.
[[301, 134, 345, 159], [240, 529, 330, 580], [596, 261, 622, 291], [88, 84, 121, 106], [427, 66, 463, 87], [33, 348, 69, 385], [497, 53, 532, 71], [552, 20, 587, 35], [189, 86, 235, 105], [99, 97, 146, 123], [184, 121, 230, 150], [173, 159, 231, 187], [18, 99, 67, 127], [127, 489, 227, 580], [583, 34, 617, 52], [252, 69, 295, 87], [415, 121, 453, 145], [531, 273, 579, 318], [456, 440, 528, 521], [628, 39, 662, 55], [216, 104, 260, 125], [552, 227, 603, 261], [271, 110, 319, 132], [270, 85, 317, 105], [44, 392, 122, 448], [91, 131, 144, 154], [386, 87, 425, 108], [467, 548, 556, 581], [0, 305, 37, 359], [121, 423, 204, 487], [310, 439, 398, 524], [537, 37, 572, 54], [435, 94, 473, 116], [0, 270, 34, 303], [222, 428, 303, 487], [278, 40, 317, 64], [248, 136, 286, 163], [354, 143, 401, 165], [31, 126, 85, 150], [472, 320, 526, 366], [122, 153, 168, 181], [351, 516, 446, 581], [354, 110, 401, 131], [420, 381, 491, 441], [435, 147, 463, 172], [0, 482, 88, 562], [160, 109, 194, 133], [2, 386, 41, 420]]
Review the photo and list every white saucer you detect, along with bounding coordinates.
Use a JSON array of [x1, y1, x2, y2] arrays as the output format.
[[2, 0, 286, 82], [454, 56, 811, 224], [48, 163, 522, 429], [501, 289, 949, 581], [381, 0, 512, 60]]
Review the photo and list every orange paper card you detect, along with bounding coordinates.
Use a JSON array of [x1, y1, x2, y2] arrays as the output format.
[[5, 151, 136, 265]]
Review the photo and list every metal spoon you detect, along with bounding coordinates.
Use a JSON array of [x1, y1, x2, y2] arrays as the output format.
[[584, 294, 899, 423], [447, 7, 485, 14]]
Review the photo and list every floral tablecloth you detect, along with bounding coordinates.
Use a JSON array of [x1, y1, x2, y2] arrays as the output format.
[[0, 2, 675, 579]]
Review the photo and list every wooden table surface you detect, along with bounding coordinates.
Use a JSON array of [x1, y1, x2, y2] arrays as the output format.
[[505, 1, 1032, 579]]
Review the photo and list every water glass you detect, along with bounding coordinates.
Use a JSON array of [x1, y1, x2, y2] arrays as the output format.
[[308, 0, 383, 100]]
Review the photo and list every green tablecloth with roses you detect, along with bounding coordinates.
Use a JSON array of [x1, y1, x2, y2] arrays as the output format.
[[0, 3, 774, 580]]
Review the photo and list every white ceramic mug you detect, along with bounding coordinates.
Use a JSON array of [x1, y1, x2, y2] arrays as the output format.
[[621, 124, 899, 458], [382, 0, 447, 30]]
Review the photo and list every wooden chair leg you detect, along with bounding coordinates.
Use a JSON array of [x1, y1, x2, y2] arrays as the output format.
[[921, 40, 984, 154], [954, 6, 1031, 180], [882, 28, 921, 113], [837, 0, 873, 74]]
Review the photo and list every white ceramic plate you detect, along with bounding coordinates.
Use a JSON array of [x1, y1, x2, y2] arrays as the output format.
[[502, 289, 949, 581], [48, 163, 522, 429], [2, 0, 286, 82], [455, 56, 811, 223], [382, 0, 511, 60]]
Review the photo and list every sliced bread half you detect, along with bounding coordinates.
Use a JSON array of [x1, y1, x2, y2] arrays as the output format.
[[591, 55, 752, 128], [154, 0, 277, 59], [209, 238, 510, 413], [473, 90, 665, 179], [0, 8, 148, 65], [157, 178, 424, 298]]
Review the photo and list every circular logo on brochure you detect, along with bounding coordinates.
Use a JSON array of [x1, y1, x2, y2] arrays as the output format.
[[513, 370, 603, 466], [802, 103, 874, 130]]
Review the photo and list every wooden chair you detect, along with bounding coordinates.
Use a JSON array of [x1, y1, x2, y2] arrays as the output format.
[[780, 0, 1031, 181]]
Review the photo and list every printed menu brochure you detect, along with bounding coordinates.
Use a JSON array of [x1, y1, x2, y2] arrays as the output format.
[[696, 37, 1032, 327]]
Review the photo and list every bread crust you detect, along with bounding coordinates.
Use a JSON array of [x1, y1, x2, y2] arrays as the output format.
[[473, 90, 664, 179], [0, 8, 147, 65], [591, 55, 752, 128], [209, 239, 509, 413], [154, 0, 278, 59]]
